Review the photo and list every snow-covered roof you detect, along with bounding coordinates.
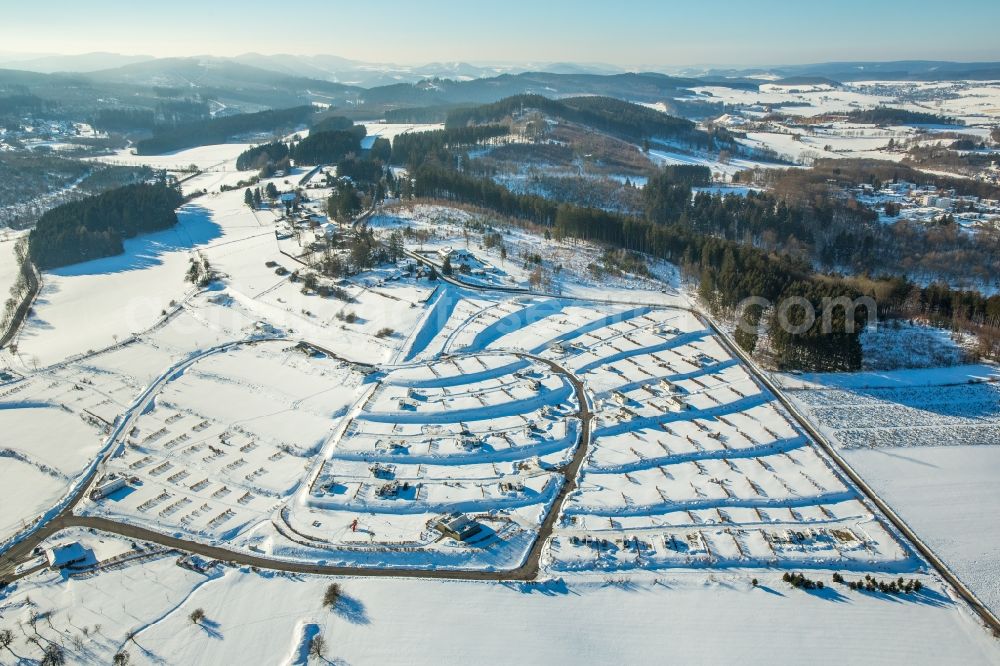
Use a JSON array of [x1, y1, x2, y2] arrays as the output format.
[[44, 542, 92, 568]]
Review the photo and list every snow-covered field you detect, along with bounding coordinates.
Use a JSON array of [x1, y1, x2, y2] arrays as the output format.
[[782, 365, 1000, 450], [844, 445, 1000, 619], [692, 81, 1000, 125], [15, 206, 213, 367], [0, 395, 106, 542], [87, 143, 253, 172], [361, 122, 444, 143], [648, 146, 790, 178], [2, 553, 996, 665], [696, 80, 1000, 167], [782, 363, 1000, 621], [0, 232, 24, 299]]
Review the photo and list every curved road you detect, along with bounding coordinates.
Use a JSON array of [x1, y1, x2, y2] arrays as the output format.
[[2, 247, 999, 638], [0, 346, 591, 585], [404, 249, 1000, 635]]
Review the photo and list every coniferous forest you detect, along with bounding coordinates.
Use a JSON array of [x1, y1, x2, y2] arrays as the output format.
[[135, 106, 315, 155], [28, 183, 183, 270], [446, 94, 732, 149], [290, 126, 367, 164]]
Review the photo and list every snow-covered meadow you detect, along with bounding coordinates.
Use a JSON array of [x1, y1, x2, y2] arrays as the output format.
[[1, 551, 996, 665], [694, 80, 1000, 167], [782, 363, 1000, 619]]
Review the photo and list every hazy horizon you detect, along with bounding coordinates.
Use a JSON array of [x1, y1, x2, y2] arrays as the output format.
[[2, 0, 999, 68]]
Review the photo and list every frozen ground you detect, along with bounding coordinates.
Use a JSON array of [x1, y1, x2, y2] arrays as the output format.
[[844, 445, 1000, 620], [782, 365, 1000, 449], [86, 143, 253, 172], [0, 549, 996, 665], [782, 363, 1000, 622], [0, 232, 24, 300]]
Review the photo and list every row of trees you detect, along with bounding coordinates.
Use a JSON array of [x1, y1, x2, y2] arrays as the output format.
[[1, 236, 32, 341], [845, 107, 959, 126], [92, 100, 211, 132], [310, 114, 354, 134], [28, 183, 183, 269]]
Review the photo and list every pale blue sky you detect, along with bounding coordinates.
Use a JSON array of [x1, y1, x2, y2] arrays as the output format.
[[3, 0, 998, 66]]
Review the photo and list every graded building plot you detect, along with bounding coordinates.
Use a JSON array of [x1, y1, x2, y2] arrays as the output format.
[[273, 352, 582, 569], [525, 302, 915, 573], [79, 341, 366, 542], [0, 376, 116, 542]]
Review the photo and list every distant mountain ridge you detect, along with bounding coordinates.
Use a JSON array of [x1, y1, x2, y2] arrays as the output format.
[[684, 60, 1000, 82], [0, 51, 155, 73], [0, 57, 753, 113], [6, 52, 1000, 87], [3, 54, 999, 123]]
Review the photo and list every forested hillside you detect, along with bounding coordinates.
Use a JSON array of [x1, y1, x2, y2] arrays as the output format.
[[135, 106, 315, 154], [446, 94, 730, 149], [29, 183, 183, 269], [290, 125, 366, 164]]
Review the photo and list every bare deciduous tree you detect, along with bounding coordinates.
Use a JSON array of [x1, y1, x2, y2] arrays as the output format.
[[309, 634, 327, 660]]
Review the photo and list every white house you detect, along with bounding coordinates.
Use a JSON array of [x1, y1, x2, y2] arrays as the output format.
[[90, 474, 129, 500], [44, 542, 93, 569], [437, 247, 473, 263]]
